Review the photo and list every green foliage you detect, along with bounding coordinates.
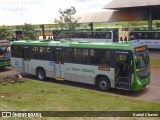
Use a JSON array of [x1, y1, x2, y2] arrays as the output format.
[[154, 20, 160, 28], [22, 23, 38, 40], [0, 25, 11, 40], [121, 21, 148, 31], [54, 6, 80, 30], [16, 26, 22, 31], [150, 60, 160, 66]]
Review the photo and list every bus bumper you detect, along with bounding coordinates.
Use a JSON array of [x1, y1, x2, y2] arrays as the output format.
[[0, 61, 11, 68], [131, 77, 150, 91]]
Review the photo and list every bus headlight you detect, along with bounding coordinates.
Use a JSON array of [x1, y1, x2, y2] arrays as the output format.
[[136, 78, 142, 85]]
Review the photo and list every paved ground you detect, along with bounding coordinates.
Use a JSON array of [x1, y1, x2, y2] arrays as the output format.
[[149, 49, 160, 60], [0, 49, 160, 102], [0, 68, 19, 76]]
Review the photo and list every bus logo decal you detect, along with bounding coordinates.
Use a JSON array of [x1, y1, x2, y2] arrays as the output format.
[[14, 59, 19, 66], [49, 61, 54, 66]]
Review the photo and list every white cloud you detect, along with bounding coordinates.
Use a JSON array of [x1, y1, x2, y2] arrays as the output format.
[[0, 0, 112, 25]]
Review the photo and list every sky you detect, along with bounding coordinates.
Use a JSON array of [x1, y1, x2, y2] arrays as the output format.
[[0, 0, 112, 25]]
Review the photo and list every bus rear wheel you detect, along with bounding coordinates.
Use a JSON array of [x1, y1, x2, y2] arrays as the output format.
[[96, 77, 110, 91], [36, 68, 46, 81]]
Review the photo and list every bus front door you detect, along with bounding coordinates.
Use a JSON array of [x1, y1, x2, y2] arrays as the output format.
[[54, 48, 65, 80], [22, 47, 31, 73], [115, 52, 132, 90]]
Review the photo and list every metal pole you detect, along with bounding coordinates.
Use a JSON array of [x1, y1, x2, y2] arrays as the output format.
[[148, 8, 152, 30]]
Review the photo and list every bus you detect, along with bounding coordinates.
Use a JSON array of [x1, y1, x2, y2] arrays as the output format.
[[61, 30, 119, 42], [129, 30, 160, 49], [10, 40, 150, 91], [0, 40, 10, 69]]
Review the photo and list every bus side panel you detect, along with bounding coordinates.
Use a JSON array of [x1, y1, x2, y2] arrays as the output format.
[[64, 63, 115, 87], [30, 60, 55, 78], [131, 39, 160, 49], [11, 57, 23, 72], [94, 66, 115, 88]]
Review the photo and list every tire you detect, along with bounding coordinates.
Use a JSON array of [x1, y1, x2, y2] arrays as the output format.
[[96, 77, 110, 91], [36, 68, 46, 81]]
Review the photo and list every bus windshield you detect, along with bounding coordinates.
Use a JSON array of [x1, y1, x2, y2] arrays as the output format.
[[135, 46, 150, 78], [0, 48, 4, 55], [0, 46, 10, 58]]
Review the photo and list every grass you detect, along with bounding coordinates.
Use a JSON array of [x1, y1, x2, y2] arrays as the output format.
[[0, 79, 160, 112], [150, 59, 160, 67]]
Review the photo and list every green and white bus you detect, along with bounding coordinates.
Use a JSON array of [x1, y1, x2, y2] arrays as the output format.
[[129, 30, 160, 49], [60, 30, 119, 43], [11, 40, 150, 91], [0, 40, 10, 69], [70, 30, 119, 42]]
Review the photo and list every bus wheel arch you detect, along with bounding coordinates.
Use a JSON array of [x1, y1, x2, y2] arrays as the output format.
[[36, 67, 46, 81], [95, 75, 111, 91]]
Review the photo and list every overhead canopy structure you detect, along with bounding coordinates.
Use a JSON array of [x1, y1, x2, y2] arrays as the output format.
[[75, 11, 114, 23], [103, 0, 160, 9], [76, 0, 160, 30], [104, 0, 160, 29], [76, 10, 149, 23]]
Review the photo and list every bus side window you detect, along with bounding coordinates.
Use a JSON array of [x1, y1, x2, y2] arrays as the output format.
[[90, 50, 97, 64], [106, 33, 111, 39], [66, 48, 72, 62], [0, 48, 4, 55], [105, 51, 110, 65], [60, 51, 64, 64], [53, 50, 56, 61], [32, 47, 39, 59], [90, 49, 110, 66], [71, 49, 88, 64], [11, 46, 21, 58], [129, 34, 134, 40]]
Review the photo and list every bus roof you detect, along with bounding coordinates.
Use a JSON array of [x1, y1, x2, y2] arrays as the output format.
[[62, 30, 112, 34], [0, 40, 10, 42], [11, 40, 143, 50], [74, 30, 112, 33], [0, 40, 10, 46]]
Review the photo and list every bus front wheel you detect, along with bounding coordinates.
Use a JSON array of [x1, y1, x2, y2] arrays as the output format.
[[96, 77, 110, 91], [36, 68, 46, 81]]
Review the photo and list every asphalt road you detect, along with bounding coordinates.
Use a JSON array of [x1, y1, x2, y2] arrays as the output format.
[[149, 49, 160, 60], [0, 49, 160, 102]]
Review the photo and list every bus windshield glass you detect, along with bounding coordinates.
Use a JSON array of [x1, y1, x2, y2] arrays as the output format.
[[0, 46, 10, 59], [135, 46, 150, 78]]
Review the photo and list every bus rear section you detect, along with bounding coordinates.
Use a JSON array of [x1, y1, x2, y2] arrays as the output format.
[[0, 41, 10, 69], [10, 41, 150, 91]]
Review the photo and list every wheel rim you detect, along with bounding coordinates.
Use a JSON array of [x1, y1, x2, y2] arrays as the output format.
[[38, 70, 45, 80], [100, 80, 107, 89]]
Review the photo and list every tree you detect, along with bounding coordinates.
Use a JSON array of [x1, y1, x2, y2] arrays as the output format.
[[154, 20, 160, 28], [22, 23, 38, 40], [54, 6, 80, 31], [0, 25, 11, 40], [123, 21, 148, 31]]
